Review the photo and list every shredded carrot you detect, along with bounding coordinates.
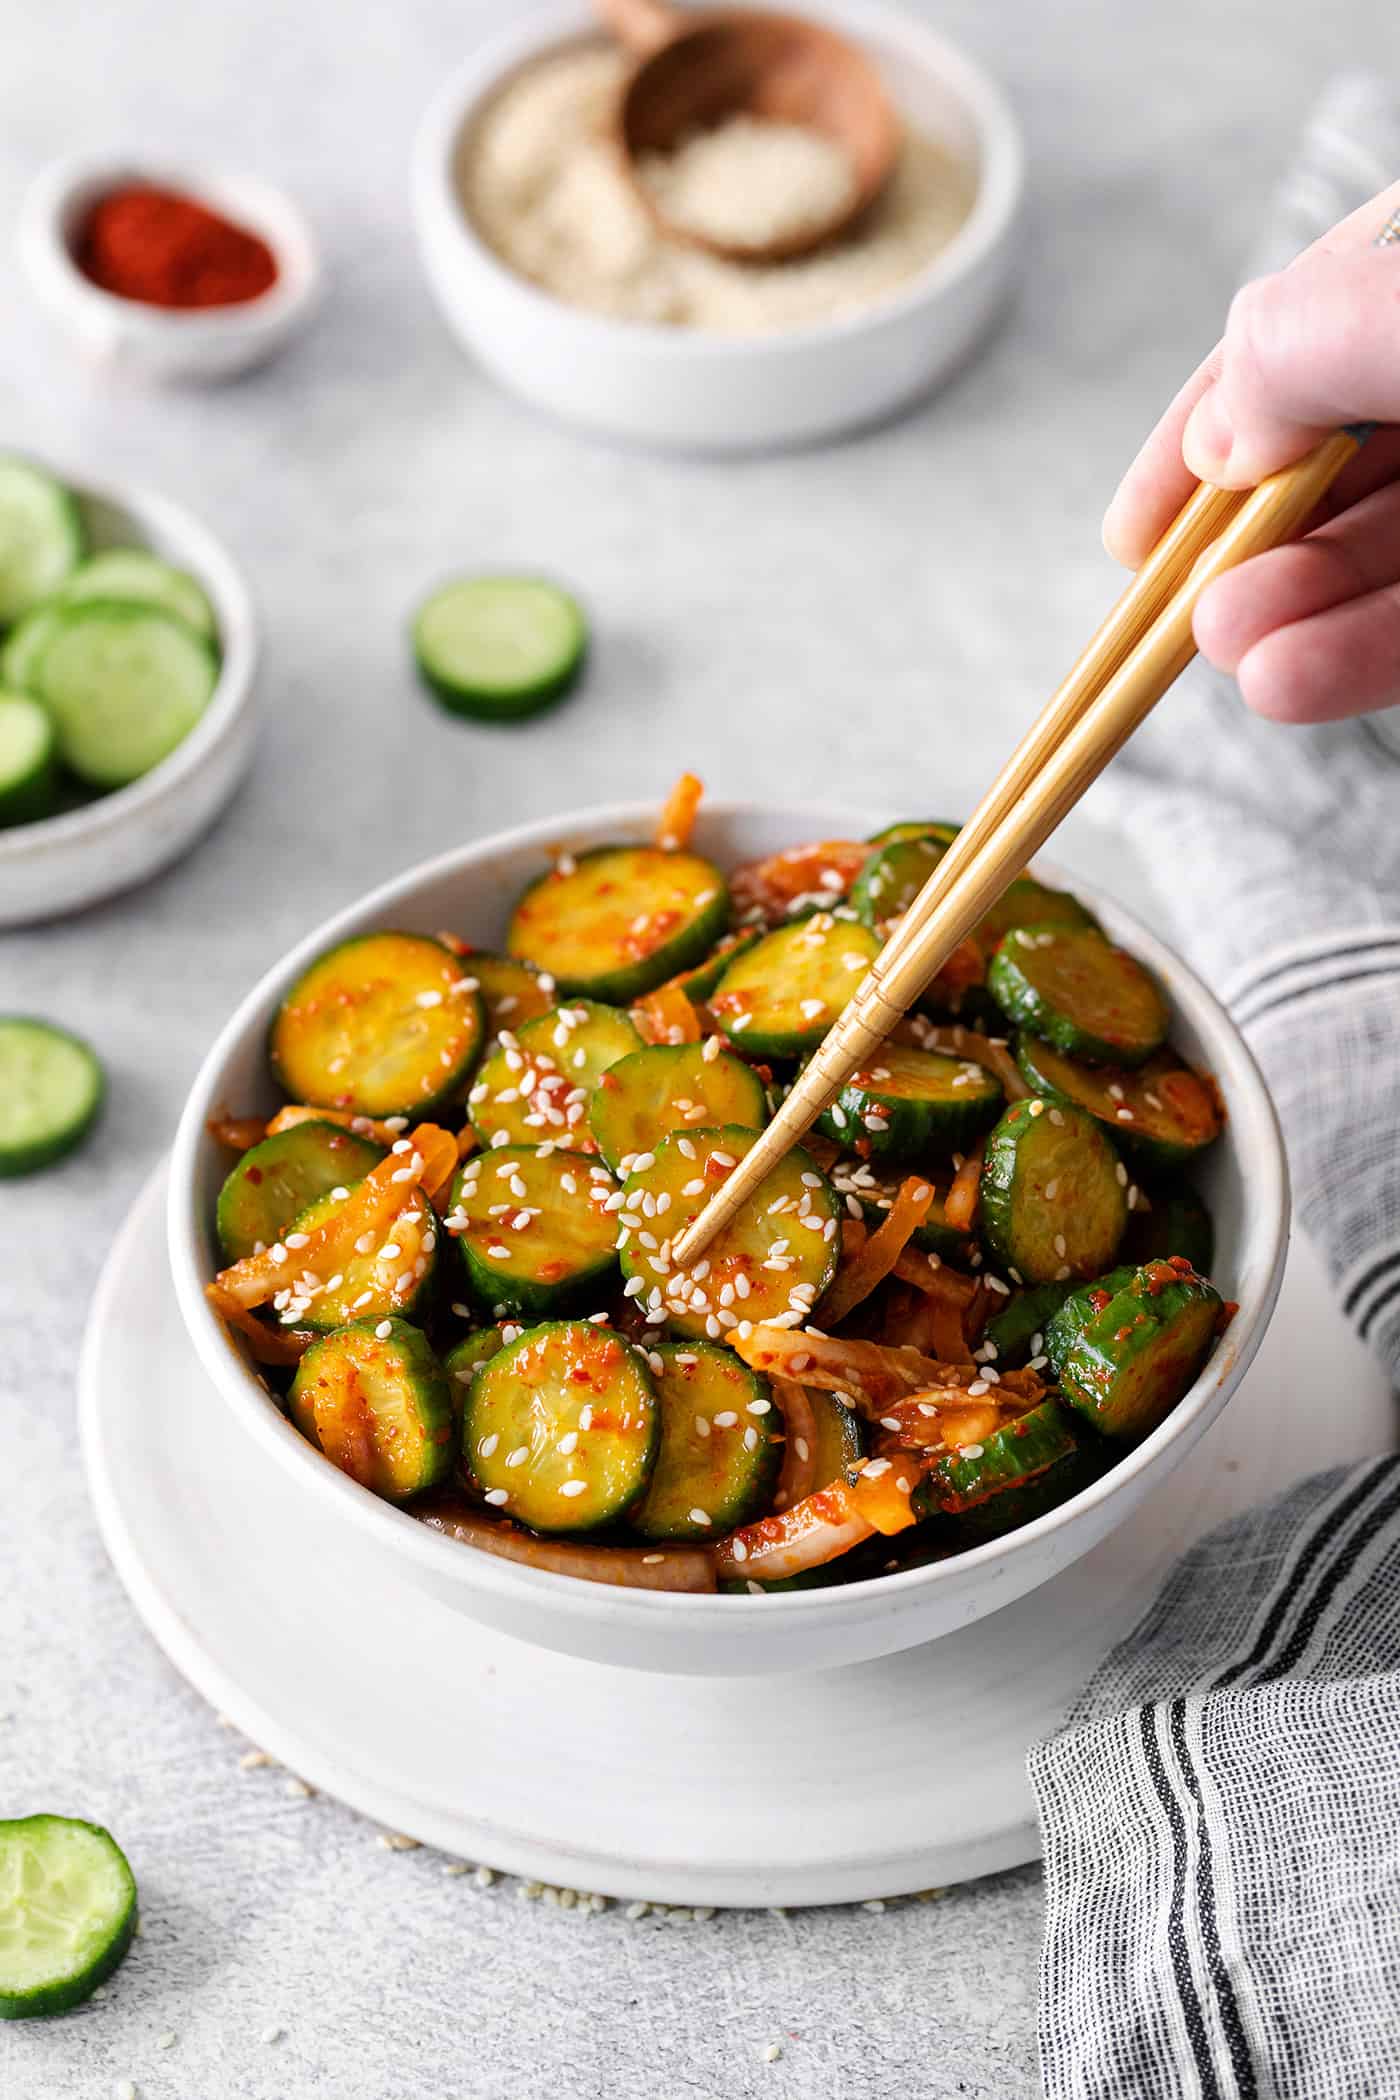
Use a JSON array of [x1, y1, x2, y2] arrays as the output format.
[[821, 1177, 934, 1326], [417, 1124, 461, 1207], [631, 982, 702, 1046], [771, 1378, 820, 1510], [729, 840, 870, 924], [206, 1112, 269, 1152], [943, 1139, 986, 1234], [655, 772, 704, 851]]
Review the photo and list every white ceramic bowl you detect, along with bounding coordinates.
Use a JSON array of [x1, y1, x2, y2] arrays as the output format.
[[168, 798, 1288, 1675], [412, 1, 1024, 452], [0, 467, 258, 927], [18, 155, 321, 384]]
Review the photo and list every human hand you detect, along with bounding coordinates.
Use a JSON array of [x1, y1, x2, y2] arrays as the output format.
[[1103, 179, 1400, 724]]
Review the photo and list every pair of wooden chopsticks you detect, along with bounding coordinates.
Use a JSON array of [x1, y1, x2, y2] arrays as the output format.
[[674, 204, 1400, 1266]]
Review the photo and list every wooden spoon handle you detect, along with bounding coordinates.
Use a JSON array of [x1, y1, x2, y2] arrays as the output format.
[[593, 0, 682, 56]]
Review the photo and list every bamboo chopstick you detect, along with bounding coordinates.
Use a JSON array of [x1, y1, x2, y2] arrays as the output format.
[[671, 425, 1366, 1266]]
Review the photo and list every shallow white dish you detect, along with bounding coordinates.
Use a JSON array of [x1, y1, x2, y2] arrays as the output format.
[[169, 798, 1288, 1675], [412, 1, 1024, 452], [0, 467, 258, 928], [93, 1166, 1387, 1904], [19, 153, 321, 384]]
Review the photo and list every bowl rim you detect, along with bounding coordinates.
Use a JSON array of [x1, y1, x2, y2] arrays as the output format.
[[0, 461, 257, 863], [168, 796, 1290, 1633], [412, 0, 1026, 358]]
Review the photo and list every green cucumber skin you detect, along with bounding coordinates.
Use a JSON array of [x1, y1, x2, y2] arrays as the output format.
[[988, 925, 1168, 1068], [214, 1121, 386, 1265], [1014, 1036, 1222, 1173], [449, 1150, 620, 1321], [290, 1317, 454, 1501], [413, 576, 588, 723], [587, 1041, 767, 1174], [31, 599, 217, 789], [1057, 1262, 1224, 1440], [0, 694, 57, 827], [979, 1098, 1128, 1285], [951, 1437, 1109, 1543], [710, 917, 881, 1059], [0, 459, 85, 626], [1043, 1268, 1137, 1379], [629, 1341, 781, 1541], [0, 1017, 105, 1177], [816, 1054, 1003, 1165], [866, 820, 961, 848], [0, 1815, 137, 2020], [508, 846, 730, 1005], [925, 1399, 1078, 1515], [983, 1282, 1074, 1367], [1124, 1186, 1216, 1275], [672, 929, 761, 1006], [849, 835, 946, 928], [0, 604, 67, 691]]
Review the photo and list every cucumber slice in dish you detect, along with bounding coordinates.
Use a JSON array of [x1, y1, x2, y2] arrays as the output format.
[[849, 834, 945, 927], [0, 604, 66, 693], [1016, 1035, 1223, 1170], [951, 1436, 1107, 1543], [469, 1000, 642, 1147], [1055, 1259, 1224, 1441], [1042, 1267, 1137, 1379], [710, 914, 880, 1058], [463, 953, 557, 1040], [975, 877, 1098, 952], [0, 457, 84, 625], [31, 602, 216, 788], [989, 924, 1168, 1067], [507, 845, 729, 1004], [866, 819, 961, 848], [463, 1320, 658, 1533], [0, 1815, 136, 2019], [983, 1281, 1073, 1366], [670, 929, 762, 1006], [215, 1119, 386, 1264], [805, 1389, 867, 1485], [59, 549, 217, 640], [924, 1398, 1078, 1515], [0, 1017, 104, 1177], [980, 1096, 1127, 1284], [289, 1317, 453, 1501], [447, 1145, 619, 1318], [631, 1341, 782, 1541], [618, 1126, 839, 1342], [414, 575, 587, 721], [280, 1183, 438, 1330], [271, 932, 486, 1119], [1123, 1183, 1215, 1274], [443, 1325, 509, 1390], [815, 1042, 1002, 1163], [827, 1158, 969, 1260], [0, 691, 56, 827], [588, 1041, 767, 1174]]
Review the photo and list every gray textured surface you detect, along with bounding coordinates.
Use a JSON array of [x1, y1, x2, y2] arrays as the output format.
[[3, 1, 1398, 2094]]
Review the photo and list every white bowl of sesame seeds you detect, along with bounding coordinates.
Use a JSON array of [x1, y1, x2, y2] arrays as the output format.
[[167, 799, 1288, 1676]]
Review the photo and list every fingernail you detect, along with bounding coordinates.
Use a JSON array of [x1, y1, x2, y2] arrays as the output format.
[[1101, 484, 1133, 563], [1182, 389, 1233, 480]]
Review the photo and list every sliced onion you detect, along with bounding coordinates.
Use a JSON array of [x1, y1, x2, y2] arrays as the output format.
[[417, 1501, 715, 1592], [717, 1481, 876, 1582]]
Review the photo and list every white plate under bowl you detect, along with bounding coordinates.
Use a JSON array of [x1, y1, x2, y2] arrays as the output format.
[[83, 1163, 1392, 1906], [0, 465, 257, 927], [167, 798, 1287, 1676]]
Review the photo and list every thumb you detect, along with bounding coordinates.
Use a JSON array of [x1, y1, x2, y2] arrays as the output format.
[[1181, 240, 1400, 488]]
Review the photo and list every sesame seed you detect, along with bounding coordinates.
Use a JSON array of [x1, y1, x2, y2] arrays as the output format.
[[375, 1319, 393, 1339], [967, 1380, 990, 1396], [559, 1480, 587, 1499], [688, 1508, 711, 1526], [484, 1488, 510, 1506], [261, 2025, 285, 2044], [506, 1446, 529, 1468]]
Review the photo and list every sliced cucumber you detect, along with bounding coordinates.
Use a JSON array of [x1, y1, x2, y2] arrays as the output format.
[[815, 1042, 1002, 1163], [924, 1398, 1078, 1515], [710, 914, 881, 1058], [0, 458, 84, 625], [463, 1320, 657, 1533], [630, 1341, 781, 1541], [1043, 1267, 1137, 1379], [0, 1815, 136, 2019], [281, 1183, 437, 1330], [618, 1125, 839, 1342], [469, 1000, 642, 1146], [805, 1389, 867, 1484], [414, 575, 587, 721], [588, 1041, 767, 1174], [464, 953, 557, 1040], [0, 604, 66, 692], [443, 1325, 509, 1390], [983, 1281, 1073, 1366], [215, 1120, 386, 1264], [0, 1017, 104, 1176], [867, 819, 961, 848], [0, 691, 56, 827], [447, 1145, 619, 1317], [1016, 1036, 1223, 1170], [271, 932, 486, 1119], [975, 876, 1098, 952], [849, 834, 946, 927], [1055, 1260, 1224, 1440], [1124, 1184, 1215, 1274], [827, 1157, 968, 1259], [989, 924, 1168, 1067], [507, 845, 729, 1003], [31, 601, 217, 788], [60, 549, 217, 640], [980, 1096, 1127, 1284], [670, 928, 762, 1006], [951, 1437, 1107, 1543], [289, 1317, 453, 1500]]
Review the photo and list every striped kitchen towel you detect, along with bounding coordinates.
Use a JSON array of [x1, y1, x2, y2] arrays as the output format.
[[1030, 76, 1400, 2100]]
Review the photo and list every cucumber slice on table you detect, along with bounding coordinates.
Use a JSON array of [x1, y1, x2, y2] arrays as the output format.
[[1042, 1267, 1138, 1378], [1123, 1183, 1215, 1274], [270, 932, 486, 1119], [827, 1158, 969, 1260], [507, 845, 729, 1004], [289, 1317, 453, 1501], [31, 602, 217, 788], [989, 924, 1169, 1067], [280, 1183, 438, 1331], [0, 690, 56, 826], [924, 1397, 1079, 1515], [849, 834, 946, 927], [1054, 1260, 1224, 1440], [815, 1042, 1003, 1163], [588, 1041, 767, 1174], [215, 1120, 386, 1264], [0, 1017, 104, 1177], [0, 1815, 136, 2019], [630, 1341, 782, 1541], [447, 1145, 619, 1318], [0, 457, 84, 625], [980, 1096, 1128, 1284], [618, 1125, 839, 1342], [1016, 1035, 1223, 1171], [414, 575, 587, 721], [58, 549, 217, 639], [710, 914, 881, 1058], [469, 1000, 642, 1147], [463, 1320, 657, 1533], [463, 953, 557, 1040]]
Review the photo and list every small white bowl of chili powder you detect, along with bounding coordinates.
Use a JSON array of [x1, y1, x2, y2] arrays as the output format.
[[19, 155, 322, 383]]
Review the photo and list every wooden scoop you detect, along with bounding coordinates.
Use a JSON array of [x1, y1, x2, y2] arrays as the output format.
[[594, 0, 900, 262]]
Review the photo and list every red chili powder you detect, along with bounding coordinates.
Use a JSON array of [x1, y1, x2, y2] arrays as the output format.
[[75, 185, 278, 310]]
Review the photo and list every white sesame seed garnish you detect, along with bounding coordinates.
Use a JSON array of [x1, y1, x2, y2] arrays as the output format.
[[506, 1446, 529, 1468], [484, 1487, 509, 1505], [559, 1480, 587, 1499], [688, 1508, 711, 1526], [374, 1319, 393, 1339]]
